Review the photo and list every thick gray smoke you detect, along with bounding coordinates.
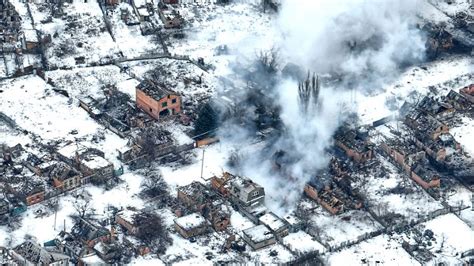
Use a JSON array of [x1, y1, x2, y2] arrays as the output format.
[[218, 0, 427, 214]]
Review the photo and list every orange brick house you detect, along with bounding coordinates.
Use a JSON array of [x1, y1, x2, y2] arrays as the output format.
[[136, 80, 181, 120]]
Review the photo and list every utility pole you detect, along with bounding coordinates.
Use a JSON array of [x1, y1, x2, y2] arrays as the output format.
[[200, 149, 205, 179], [53, 209, 57, 230]]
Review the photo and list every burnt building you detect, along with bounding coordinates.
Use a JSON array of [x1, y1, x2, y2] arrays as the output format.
[[334, 126, 374, 164], [304, 171, 363, 215], [56, 143, 114, 185], [79, 88, 148, 138], [0, 144, 46, 206], [136, 80, 181, 121], [380, 136, 441, 190], [177, 181, 231, 231], [11, 241, 69, 266], [404, 111, 449, 141], [49, 162, 82, 192]]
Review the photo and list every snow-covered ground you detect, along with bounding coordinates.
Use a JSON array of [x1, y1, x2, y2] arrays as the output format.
[[0, 75, 100, 141], [325, 234, 419, 265], [1, 0, 473, 264], [108, 3, 165, 58], [45, 65, 135, 103], [29, 1, 120, 68], [451, 116, 474, 157], [308, 208, 383, 248]]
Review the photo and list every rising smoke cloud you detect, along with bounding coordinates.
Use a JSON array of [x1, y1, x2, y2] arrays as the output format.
[[218, 0, 427, 214]]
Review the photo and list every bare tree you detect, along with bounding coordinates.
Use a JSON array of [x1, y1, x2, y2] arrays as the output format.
[[298, 72, 320, 114], [256, 47, 280, 74], [140, 170, 170, 201], [133, 211, 172, 253], [73, 198, 95, 219]]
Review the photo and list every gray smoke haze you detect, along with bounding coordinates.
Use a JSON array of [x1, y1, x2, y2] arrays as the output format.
[[218, 0, 427, 214]]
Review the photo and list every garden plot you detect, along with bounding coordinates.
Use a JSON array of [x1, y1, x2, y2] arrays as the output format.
[[353, 154, 444, 224], [108, 3, 165, 58], [30, 1, 120, 69], [325, 234, 419, 265], [46, 65, 134, 104], [307, 208, 383, 248]]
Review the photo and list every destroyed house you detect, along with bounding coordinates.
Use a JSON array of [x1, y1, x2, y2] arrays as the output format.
[[158, 6, 183, 29], [411, 162, 441, 190], [304, 175, 362, 215], [177, 182, 231, 231], [334, 126, 374, 164], [21, 29, 39, 52], [1, 147, 45, 206], [417, 95, 455, 119], [174, 213, 208, 239], [404, 111, 449, 141], [115, 208, 141, 235], [177, 181, 218, 212], [56, 143, 113, 184], [210, 172, 232, 197], [54, 232, 95, 264], [49, 162, 82, 191], [0, 1, 21, 43], [23, 153, 58, 177], [422, 133, 462, 162], [115, 208, 166, 239], [460, 84, 474, 103], [0, 247, 14, 265], [380, 138, 441, 190], [79, 90, 146, 138], [71, 218, 111, 248], [444, 90, 471, 111], [242, 225, 276, 250], [0, 198, 8, 217], [136, 80, 181, 120], [258, 212, 289, 238], [11, 241, 69, 266]]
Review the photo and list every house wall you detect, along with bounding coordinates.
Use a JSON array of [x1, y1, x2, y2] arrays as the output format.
[[336, 141, 373, 163], [210, 177, 229, 197], [25, 191, 45, 206], [195, 137, 219, 148], [79, 164, 113, 184], [432, 125, 449, 140], [115, 215, 139, 235], [410, 172, 440, 189], [177, 190, 207, 212], [136, 88, 181, 120], [304, 184, 339, 215], [211, 216, 230, 232], [53, 175, 81, 191]]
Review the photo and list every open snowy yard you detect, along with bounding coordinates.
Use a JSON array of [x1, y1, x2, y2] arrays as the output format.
[[325, 234, 419, 265]]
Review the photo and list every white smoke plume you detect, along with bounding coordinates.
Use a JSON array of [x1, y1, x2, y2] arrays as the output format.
[[218, 0, 427, 214]]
